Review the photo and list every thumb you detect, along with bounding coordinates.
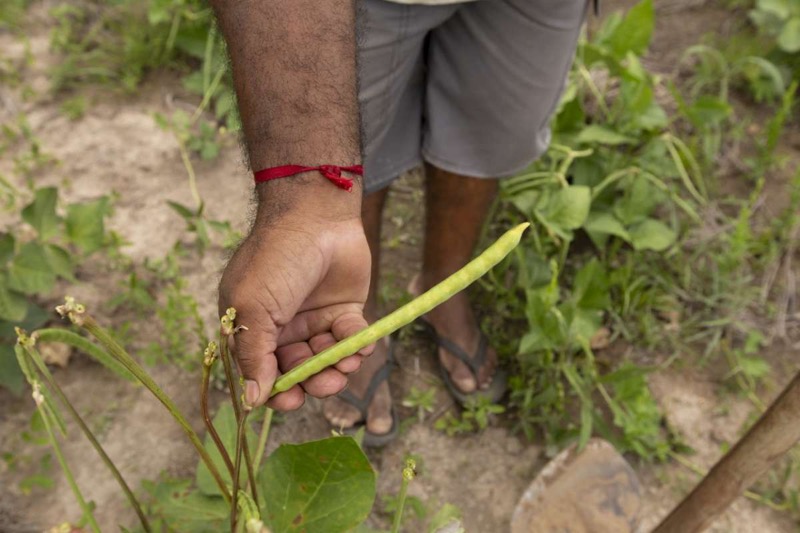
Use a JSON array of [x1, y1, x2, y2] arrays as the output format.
[[231, 321, 279, 408]]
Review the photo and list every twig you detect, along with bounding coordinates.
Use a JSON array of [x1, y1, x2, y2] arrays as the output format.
[[34, 384, 102, 533], [56, 299, 231, 503], [24, 346, 151, 532], [201, 343, 235, 478], [252, 407, 273, 475]]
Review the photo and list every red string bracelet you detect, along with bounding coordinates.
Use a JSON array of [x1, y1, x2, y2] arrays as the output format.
[[253, 164, 363, 192]]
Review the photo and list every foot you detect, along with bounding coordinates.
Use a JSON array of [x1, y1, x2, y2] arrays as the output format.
[[410, 274, 498, 394], [322, 337, 394, 435]]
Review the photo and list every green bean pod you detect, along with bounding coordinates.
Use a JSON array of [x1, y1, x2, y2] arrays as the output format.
[[270, 222, 529, 397]]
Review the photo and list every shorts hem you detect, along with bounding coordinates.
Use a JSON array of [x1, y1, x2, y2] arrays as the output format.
[[421, 145, 549, 180], [364, 157, 423, 194]]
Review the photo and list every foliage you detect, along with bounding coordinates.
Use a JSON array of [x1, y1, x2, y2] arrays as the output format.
[[487, 0, 687, 457], [749, 0, 800, 53], [434, 396, 505, 437], [0, 187, 112, 394]]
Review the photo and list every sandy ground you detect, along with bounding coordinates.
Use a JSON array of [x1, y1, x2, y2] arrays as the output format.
[[1, 1, 799, 532]]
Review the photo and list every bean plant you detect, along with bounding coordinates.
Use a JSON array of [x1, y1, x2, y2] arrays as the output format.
[[13, 224, 526, 532]]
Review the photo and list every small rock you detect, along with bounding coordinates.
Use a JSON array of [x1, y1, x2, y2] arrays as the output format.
[[590, 327, 611, 350], [39, 342, 72, 368]]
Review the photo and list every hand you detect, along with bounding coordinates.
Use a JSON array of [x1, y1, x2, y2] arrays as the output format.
[[218, 206, 372, 410]]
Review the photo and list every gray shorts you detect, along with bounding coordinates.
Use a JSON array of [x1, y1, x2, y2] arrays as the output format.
[[359, 0, 588, 193]]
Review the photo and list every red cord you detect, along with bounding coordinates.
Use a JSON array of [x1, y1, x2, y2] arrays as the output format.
[[253, 164, 363, 192]]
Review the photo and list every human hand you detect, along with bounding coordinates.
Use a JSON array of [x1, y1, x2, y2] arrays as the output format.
[[218, 195, 372, 410]]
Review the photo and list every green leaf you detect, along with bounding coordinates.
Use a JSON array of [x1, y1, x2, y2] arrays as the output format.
[[613, 177, 660, 226], [605, 0, 654, 57], [756, 0, 791, 18], [0, 233, 15, 265], [0, 274, 28, 322], [259, 437, 376, 533], [7, 242, 56, 296], [629, 219, 676, 251], [0, 343, 25, 394], [22, 187, 59, 241], [0, 304, 48, 338], [778, 17, 800, 52], [572, 259, 610, 310], [540, 186, 592, 233], [43, 244, 75, 282], [739, 356, 771, 380], [684, 95, 732, 128], [584, 213, 631, 241], [575, 125, 635, 146], [144, 477, 228, 532], [167, 200, 197, 220], [195, 403, 258, 497], [66, 197, 110, 254]]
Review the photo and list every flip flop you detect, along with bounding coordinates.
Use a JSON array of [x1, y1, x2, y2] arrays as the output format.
[[416, 318, 507, 406], [335, 337, 399, 448]]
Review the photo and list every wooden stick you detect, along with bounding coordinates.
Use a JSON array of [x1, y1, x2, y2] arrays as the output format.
[[653, 370, 800, 533]]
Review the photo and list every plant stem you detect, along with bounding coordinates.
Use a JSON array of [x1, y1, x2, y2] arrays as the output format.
[[253, 408, 273, 475], [38, 398, 101, 533], [202, 364, 235, 477], [64, 311, 231, 503], [391, 470, 412, 533], [220, 334, 258, 500], [24, 347, 151, 532], [271, 223, 529, 397], [231, 410, 250, 532], [35, 328, 134, 382]]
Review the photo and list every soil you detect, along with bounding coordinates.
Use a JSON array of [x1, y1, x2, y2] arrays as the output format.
[[1, 1, 799, 532]]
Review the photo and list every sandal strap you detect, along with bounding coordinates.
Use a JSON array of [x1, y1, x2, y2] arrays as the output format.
[[336, 339, 395, 418], [420, 319, 487, 379]]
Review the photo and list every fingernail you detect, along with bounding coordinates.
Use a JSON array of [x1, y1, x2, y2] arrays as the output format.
[[244, 380, 260, 407]]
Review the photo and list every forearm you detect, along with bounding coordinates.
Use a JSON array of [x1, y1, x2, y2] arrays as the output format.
[[212, 0, 362, 220]]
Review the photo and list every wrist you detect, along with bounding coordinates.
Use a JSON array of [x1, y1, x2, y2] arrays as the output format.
[[253, 174, 362, 227]]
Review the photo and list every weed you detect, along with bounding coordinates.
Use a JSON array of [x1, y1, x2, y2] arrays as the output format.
[[434, 396, 505, 437]]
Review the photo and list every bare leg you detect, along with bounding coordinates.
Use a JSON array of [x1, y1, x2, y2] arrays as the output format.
[[322, 187, 394, 434], [412, 164, 498, 393]]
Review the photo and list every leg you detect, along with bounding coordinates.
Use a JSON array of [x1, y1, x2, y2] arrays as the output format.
[[414, 164, 498, 393], [323, 187, 394, 435]]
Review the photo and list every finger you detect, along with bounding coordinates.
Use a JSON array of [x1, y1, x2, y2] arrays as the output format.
[[307, 333, 363, 374], [277, 306, 367, 346], [267, 385, 305, 411], [276, 341, 348, 398], [330, 313, 375, 358], [231, 319, 279, 408], [334, 355, 363, 374]]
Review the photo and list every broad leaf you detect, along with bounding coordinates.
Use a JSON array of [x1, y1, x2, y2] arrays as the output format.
[[584, 213, 631, 241], [43, 244, 75, 282], [540, 186, 591, 233], [259, 437, 376, 533], [604, 0, 654, 58], [144, 477, 228, 532], [0, 304, 48, 338], [196, 403, 258, 497], [0, 274, 28, 322], [572, 259, 610, 311], [630, 219, 676, 251], [22, 187, 59, 241], [0, 233, 15, 265], [613, 178, 660, 226], [575, 125, 635, 146], [66, 197, 110, 254], [0, 343, 25, 394], [7, 242, 56, 296], [778, 16, 800, 52]]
